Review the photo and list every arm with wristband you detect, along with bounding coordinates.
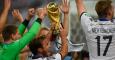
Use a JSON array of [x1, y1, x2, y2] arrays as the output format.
[[18, 19, 29, 36], [16, 18, 42, 50], [2, 18, 42, 60], [14, 7, 46, 53], [4, 8, 46, 59], [18, 8, 35, 36]]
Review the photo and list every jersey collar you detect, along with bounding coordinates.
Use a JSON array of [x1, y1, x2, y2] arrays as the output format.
[[98, 18, 114, 25], [99, 18, 109, 21], [32, 54, 43, 59], [99, 18, 113, 22]]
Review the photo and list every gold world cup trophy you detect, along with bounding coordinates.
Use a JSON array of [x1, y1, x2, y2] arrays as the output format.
[[47, 2, 61, 40]]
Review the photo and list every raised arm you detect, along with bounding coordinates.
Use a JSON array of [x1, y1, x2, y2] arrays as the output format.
[[12, 9, 23, 23], [0, 0, 11, 32], [18, 8, 35, 36], [60, 0, 69, 36], [14, 7, 46, 52], [59, 26, 68, 59], [75, 0, 86, 16]]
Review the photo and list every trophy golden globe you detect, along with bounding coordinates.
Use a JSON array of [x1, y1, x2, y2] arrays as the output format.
[[47, 2, 60, 36]]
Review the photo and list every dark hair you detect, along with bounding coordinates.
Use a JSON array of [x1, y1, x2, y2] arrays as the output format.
[[2, 25, 18, 40], [29, 39, 43, 55], [95, 0, 112, 18], [81, 50, 89, 60]]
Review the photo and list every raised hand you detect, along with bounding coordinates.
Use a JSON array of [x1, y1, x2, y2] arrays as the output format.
[[60, 0, 69, 36], [36, 8, 47, 20], [60, 0, 70, 14], [0, 0, 11, 32], [59, 24, 68, 59], [4, 0, 11, 11], [75, 0, 86, 16], [12, 9, 23, 22], [26, 8, 35, 20], [59, 24, 67, 38]]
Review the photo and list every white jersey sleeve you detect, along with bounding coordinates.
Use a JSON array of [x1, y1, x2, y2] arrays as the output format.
[[32, 53, 61, 60], [51, 53, 61, 60], [80, 12, 94, 33]]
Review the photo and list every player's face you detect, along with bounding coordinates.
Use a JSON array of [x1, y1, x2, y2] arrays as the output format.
[[37, 29, 49, 39], [43, 41, 51, 54], [38, 29, 51, 54]]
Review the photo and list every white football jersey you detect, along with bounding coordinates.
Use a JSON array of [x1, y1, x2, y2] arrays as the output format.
[[31, 53, 61, 60], [81, 12, 115, 60]]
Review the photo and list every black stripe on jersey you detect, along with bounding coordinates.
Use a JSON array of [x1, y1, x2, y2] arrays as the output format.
[[80, 12, 86, 21]]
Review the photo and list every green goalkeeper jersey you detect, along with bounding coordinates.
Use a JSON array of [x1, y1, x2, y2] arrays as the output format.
[[0, 18, 41, 60]]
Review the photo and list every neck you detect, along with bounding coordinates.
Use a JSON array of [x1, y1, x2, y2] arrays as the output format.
[[106, 15, 112, 20], [41, 51, 51, 57], [4, 39, 13, 44]]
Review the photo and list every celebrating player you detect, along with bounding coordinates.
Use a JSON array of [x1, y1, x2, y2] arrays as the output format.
[[75, 0, 115, 60], [0, 6, 46, 60], [28, 0, 69, 60]]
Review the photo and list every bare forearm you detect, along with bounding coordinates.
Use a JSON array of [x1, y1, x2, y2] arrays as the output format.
[[60, 38, 68, 59], [63, 14, 69, 36], [0, 34, 3, 42], [0, 9, 9, 31], [75, 0, 86, 16], [0, 0, 11, 31], [21, 46, 29, 53], [18, 16, 23, 23]]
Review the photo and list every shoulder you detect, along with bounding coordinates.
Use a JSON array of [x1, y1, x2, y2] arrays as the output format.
[[49, 53, 61, 60], [80, 12, 95, 23], [80, 12, 91, 19], [112, 19, 115, 23]]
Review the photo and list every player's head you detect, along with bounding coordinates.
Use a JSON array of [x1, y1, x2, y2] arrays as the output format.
[[29, 39, 43, 56], [36, 27, 49, 38], [95, 0, 114, 20], [81, 50, 89, 60], [29, 27, 51, 56], [37, 27, 51, 55], [2, 25, 21, 41]]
